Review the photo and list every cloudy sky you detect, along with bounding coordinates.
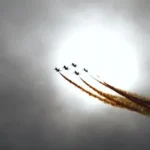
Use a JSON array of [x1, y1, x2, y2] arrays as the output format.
[[1, 0, 150, 149]]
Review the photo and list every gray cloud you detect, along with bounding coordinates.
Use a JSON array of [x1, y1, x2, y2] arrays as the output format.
[[0, 0, 150, 150]]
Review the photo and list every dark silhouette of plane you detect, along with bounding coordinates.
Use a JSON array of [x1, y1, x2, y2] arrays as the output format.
[[63, 65, 69, 70], [83, 68, 88, 72], [72, 63, 77, 67], [54, 67, 60, 72], [74, 71, 79, 75]]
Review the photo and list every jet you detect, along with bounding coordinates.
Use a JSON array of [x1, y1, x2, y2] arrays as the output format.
[[63, 65, 69, 70], [54, 67, 60, 72], [83, 68, 88, 72], [72, 63, 77, 67], [74, 71, 79, 75]]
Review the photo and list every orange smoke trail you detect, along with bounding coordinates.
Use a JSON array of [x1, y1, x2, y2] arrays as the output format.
[[59, 73, 150, 115], [104, 82, 150, 105], [59, 73, 125, 108], [79, 77, 127, 107], [103, 81, 150, 109], [91, 75, 150, 109], [79, 77, 150, 115]]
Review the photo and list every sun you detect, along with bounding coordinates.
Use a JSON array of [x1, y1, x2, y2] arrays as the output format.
[[52, 23, 139, 109]]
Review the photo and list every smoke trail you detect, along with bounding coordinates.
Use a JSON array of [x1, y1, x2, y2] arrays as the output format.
[[88, 72, 150, 105], [79, 77, 126, 107], [79, 77, 150, 116], [103, 82, 150, 105], [90, 75, 150, 109], [59, 73, 150, 115], [91, 73, 150, 106], [103, 81, 150, 108], [59, 72, 125, 108]]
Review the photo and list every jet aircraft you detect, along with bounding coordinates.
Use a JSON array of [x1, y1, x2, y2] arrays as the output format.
[[83, 68, 88, 72], [72, 63, 77, 67], [63, 65, 69, 70], [54, 68, 60, 72], [74, 71, 79, 75]]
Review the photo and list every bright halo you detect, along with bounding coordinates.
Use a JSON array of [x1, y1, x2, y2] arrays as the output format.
[[53, 24, 139, 109]]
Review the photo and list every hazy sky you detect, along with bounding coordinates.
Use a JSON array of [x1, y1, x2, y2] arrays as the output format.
[[1, 0, 150, 150]]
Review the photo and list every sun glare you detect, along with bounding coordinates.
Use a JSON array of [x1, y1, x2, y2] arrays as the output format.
[[52, 23, 139, 109]]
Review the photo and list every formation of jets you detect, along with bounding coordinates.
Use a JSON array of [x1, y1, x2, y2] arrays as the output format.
[[54, 63, 88, 75]]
